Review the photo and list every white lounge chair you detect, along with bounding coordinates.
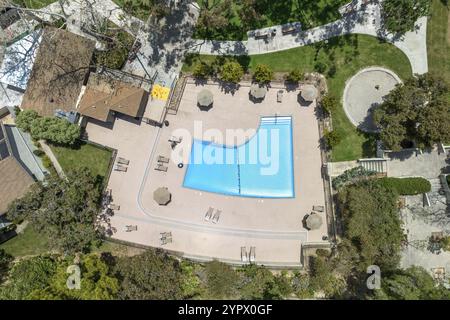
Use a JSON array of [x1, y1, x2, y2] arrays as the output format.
[[204, 207, 213, 221], [212, 210, 221, 224], [117, 157, 130, 165], [114, 164, 127, 172], [241, 247, 248, 263], [249, 246, 256, 263]]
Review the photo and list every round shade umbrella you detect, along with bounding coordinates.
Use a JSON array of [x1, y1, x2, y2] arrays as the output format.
[[153, 187, 171, 205], [306, 213, 323, 230], [197, 89, 213, 107], [300, 84, 318, 102], [250, 84, 266, 99]]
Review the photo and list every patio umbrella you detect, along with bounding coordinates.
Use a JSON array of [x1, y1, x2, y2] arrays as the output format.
[[305, 213, 323, 230], [300, 84, 318, 102], [250, 83, 266, 99], [153, 187, 171, 205], [197, 89, 213, 107]]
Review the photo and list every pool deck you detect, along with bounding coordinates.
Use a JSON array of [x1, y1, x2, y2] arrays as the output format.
[[85, 81, 328, 266]]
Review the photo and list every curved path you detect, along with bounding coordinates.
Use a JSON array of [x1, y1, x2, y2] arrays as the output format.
[[187, 0, 428, 75]]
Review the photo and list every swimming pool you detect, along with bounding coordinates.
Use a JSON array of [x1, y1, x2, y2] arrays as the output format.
[[182, 116, 295, 198]]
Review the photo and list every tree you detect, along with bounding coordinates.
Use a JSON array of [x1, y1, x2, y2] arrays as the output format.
[[253, 64, 273, 84], [193, 61, 213, 79], [308, 255, 346, 298], [7, 169, 103, 254], [374, 266, 450, 300], [382, 0, 430, 34], [373, 74, 450, 151], [323, 130, 342, 149], [0, 249, 13, 284], [114, 249, 184, 300], [37, 254, 119, 300], [0, 255, 57, 299], [220, 61, 244, 83], [196, 0, 233, 36], [238, 265, 290, 300], [338, 180, 403, 272], [16, 109, 39, 132], [321, 95, 337, 116], [239, 0, 263, 30], [314, 61, 328, 74], [285, 69, 304, 83], [204, 260, 239, 299], [30, 117, 80, 145]]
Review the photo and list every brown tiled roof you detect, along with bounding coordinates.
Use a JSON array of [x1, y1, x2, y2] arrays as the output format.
[[0, 122, 34, 215], [78, 73, 147, 121], [21, 27, 95, 116]]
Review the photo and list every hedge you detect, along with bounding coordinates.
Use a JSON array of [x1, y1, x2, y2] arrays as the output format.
[[376, 177, 431, 195]]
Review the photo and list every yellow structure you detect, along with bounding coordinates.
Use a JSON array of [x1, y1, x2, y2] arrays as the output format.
[[151, 84, 170, 101]]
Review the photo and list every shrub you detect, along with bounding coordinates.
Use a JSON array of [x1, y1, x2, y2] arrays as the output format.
[[192, 62, 212, 79], [314, 61, 328, 74], [33, 149, 45, 157], [220, 61, 244, 83], [323, 130, 341, 149], [253, 64, 273, 84], [376, 177, 431, 195], [41, 155, 53, 170], [321, 95, 337, 115], [285, 69, 304, 83], [16, 109, 39, 132], [332, 166, 378, 189]]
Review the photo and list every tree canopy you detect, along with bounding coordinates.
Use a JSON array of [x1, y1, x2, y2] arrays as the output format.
[[381, 0, 430, 34], [114, 249, 184, 300], [0, 249, 13, 284], [373, 74, 450, 151], [7, 168, 103, 254], [220, 61, 244, 83], [374, 266, 450, 300]]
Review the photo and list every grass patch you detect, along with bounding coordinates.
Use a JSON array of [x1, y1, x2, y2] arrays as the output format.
[[49, 140, 113, 187], [0, 224, 50, 258], [111, 0, 151, 21], [195, 0, 348, 40], [427, 0, 450, 85], [182, 34, 412, 161], [12, 0, 56, 9]]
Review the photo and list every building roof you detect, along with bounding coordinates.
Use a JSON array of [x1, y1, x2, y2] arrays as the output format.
[[0, 29, 42, 90], [21, 27, 95, 116], [78, 73, 148, 122], [0, 122, 34, 215]]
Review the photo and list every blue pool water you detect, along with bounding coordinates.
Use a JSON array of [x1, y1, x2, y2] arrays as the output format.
[[182, 116, 294, 198]]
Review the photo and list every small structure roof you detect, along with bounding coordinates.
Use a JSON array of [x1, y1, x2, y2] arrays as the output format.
[[300, 84, 318, 102], [153, 187, 171, 206]]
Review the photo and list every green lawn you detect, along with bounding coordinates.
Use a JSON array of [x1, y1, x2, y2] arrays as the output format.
[[0, 225, 50, 258], [195, 0, 348, 40], [12, 0, 56, 9], [111, 0, 151, 21], [183, 34, 412, 161], [427, 0, 450, 85], [50, 141, 113, 186]]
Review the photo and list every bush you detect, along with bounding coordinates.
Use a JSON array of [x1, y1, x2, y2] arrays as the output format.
[[41, 155, 53, 170], [253, 64, 273, 84], [193, 62, 212, 79], [33, 149, 45, 157], [285, 69, 304, 83], [332, 166, 378, 189], [321, 95, 337, 115], [323, 130, 342, 149], [314, 61, 328, 74], [376, 177, 431, 195], [16, 109, 39, 132], [220, 61, 244, 83]]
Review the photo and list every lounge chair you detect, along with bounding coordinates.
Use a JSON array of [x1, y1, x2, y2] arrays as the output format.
[[108, 204, 120, 210], [117, 157, 130, 165], [160, 237, 172, 245], [155, 163, 168, 172], [212, 210, 221, 224], [124, 225, 137, 232], [160, 231, 172, 238], [114, 164, 127, 172], [277, 90, 283, 103], [204, 207, 214, 221], [241, 247, 248, 263], [168, 136, 182, 144], [157, 155, 170, 163], [313, 205, 324, 212], [249, 246, 256, 263]]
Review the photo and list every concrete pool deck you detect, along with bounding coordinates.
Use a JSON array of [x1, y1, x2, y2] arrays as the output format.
[[85, 81, 328, 266]]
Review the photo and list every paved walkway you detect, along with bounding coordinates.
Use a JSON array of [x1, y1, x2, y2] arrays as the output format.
[[39, 140, 66, 178], [387, 149, 447, 179], [187, 0, 428, 75]]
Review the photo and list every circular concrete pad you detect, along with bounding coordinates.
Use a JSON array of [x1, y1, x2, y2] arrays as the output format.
[[343, 67, 401, 132]]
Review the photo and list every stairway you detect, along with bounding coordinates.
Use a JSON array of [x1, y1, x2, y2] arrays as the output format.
[[358, 158, 387, 174]]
